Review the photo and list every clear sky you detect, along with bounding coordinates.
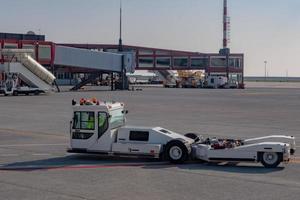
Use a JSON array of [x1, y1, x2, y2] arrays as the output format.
[[1, 0, 300, 76]]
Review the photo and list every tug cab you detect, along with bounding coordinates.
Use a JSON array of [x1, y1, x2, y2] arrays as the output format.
[[69, 98, 126, 153]]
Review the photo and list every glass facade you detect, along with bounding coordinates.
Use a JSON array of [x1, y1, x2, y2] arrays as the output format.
[[38, 45, 51, 60], [173, 58, 188, 68], [156, 58, 171, 68], [156, 50, 170, 55], [191, 58, 208, 68], [229, 58, 242, 68], [211, 57, 242, 68], [105, 49, 119, 53], [139, 50, 153, 55], [138, 57, 154, 68], [211, 57, 226, 67], [22, 44, 35, 58], [4, 43, 18, 49]]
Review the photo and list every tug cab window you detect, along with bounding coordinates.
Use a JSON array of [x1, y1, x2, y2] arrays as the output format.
[[73, 111, 95, 130], [98, 112, 109, 138], [110, 109, 125, 129], [129, 131, 149, 141]]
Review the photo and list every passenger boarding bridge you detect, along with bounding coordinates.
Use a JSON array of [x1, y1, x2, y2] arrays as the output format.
[[0, 39, 244, 88], [60, 44, 244, 85], [0, 40, 135, 90]]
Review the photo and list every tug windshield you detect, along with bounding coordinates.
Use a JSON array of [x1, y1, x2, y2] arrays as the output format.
[[109, 108, 125, 129], [73, 111, 95, 130]]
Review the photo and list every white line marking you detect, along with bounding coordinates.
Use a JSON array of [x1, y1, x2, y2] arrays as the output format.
[[0, 143, 67, 147], [0, 154, 19, 157], [32, 153, 52, 156]]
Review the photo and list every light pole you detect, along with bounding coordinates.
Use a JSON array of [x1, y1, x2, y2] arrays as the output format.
[[264, 61, 267, 81]]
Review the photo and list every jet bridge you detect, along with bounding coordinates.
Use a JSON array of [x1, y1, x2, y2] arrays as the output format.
[[53, 45, 135, 90], [54, 46, 134, 73], [0, 46, 135, 93]]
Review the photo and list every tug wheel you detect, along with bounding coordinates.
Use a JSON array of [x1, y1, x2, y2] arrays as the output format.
[[165, 140, 188, 164], [261, 152, 281, 168]]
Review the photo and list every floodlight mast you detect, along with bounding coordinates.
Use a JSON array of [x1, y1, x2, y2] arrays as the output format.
[[118, 0, 123, 52], [118, 0, 126, 90], [223, 0, 228, 49], [222, 0, 230, 79]]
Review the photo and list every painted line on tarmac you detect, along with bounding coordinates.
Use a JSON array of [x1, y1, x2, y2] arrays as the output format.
[[31, 153, 52, 156], [0, 162, 170, 171], [0, 153, 52, 157], [0, 152, 65, 157], [0, 128, 64, 138], [0, 154, 19, 157], [1, 159, 300, 172], [0, 143, 67, 147]]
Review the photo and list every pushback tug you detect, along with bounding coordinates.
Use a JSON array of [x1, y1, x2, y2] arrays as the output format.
[[68, 98, 296, 168]]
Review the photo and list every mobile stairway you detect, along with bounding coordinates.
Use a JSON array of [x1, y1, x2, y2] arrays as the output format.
[[70, 73, 100, 91], [0, 49, 57, 95], [154, 70, 178, 87]]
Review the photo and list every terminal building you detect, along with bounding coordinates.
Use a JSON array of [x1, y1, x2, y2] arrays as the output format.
[[0, 32, 244, 86]]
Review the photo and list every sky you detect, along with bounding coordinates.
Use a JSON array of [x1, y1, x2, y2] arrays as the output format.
[[1, 0, 300, 77]]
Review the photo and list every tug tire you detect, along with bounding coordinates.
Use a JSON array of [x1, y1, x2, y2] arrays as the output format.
[[164, 140, 189, 164]]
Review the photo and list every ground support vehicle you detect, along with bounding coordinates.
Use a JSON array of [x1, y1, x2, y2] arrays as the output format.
[[68, 98, 296, 168], [0, 73, 44, 96], [177, 70, 204, 88], [0, 49, 56, 96], [204, 75, 228, 88]]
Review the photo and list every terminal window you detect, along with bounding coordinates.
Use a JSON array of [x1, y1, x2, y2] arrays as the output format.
[[174, 58, 188, 68]]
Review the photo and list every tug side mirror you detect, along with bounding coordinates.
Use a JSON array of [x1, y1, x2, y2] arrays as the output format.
[[72, 99, 76, 105]]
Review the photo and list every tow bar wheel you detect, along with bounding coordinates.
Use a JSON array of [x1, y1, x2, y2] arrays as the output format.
[[261, 152, 281, 168], [165, 140, 188, 164]]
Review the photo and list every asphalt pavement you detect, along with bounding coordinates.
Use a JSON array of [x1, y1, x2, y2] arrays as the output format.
[[0, 86, 299, 200]]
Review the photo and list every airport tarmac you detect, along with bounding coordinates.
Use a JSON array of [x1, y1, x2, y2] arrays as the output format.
[[0, 87, 300, 200]]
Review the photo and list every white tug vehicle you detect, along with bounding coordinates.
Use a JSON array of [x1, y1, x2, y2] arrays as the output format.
[[68, 98, 296, 168]]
